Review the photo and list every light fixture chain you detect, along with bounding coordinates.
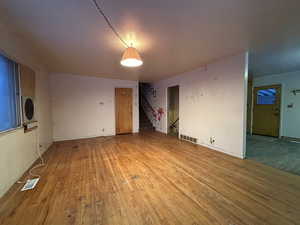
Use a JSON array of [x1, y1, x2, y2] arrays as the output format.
[[91, 0, 129, 48]]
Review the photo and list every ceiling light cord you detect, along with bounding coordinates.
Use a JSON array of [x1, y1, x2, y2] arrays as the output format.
[[91, 0, 129, 48]]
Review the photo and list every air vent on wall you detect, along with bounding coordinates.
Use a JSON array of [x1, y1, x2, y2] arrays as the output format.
[[180, 134, 197, 144]]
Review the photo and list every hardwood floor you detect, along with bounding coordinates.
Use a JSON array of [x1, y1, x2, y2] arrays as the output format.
[[1, 131, 300, 225]]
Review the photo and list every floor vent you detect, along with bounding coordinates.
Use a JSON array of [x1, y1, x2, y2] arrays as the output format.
[[21, 178, 40, 191], [180, 134, 197, 144]]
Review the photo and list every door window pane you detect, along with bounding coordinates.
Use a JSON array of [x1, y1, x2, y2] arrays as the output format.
[[257, 88, 276, 105]]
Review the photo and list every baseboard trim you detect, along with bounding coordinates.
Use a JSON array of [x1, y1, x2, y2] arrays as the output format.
[[54, 131, 142, 142], [281, 136, 300, 142], [154, 128, 167, 134], [53, 134, 115, 142], [197, 143, 244, 159]]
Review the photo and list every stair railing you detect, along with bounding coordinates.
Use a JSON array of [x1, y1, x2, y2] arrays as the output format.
[[169, 118, 179, 129], [141, 94, 155, 115], [140, 93, 157, 127]]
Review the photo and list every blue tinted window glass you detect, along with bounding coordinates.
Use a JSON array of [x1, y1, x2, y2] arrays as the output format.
[[0, 55, 20, 132], [257, 88, 276, 105]]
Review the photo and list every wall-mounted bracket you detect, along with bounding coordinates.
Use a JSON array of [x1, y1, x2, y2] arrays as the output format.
[[291, 89, 300, 95]]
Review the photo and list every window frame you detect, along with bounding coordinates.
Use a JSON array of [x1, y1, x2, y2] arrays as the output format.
[[256, 88, 277, 105]]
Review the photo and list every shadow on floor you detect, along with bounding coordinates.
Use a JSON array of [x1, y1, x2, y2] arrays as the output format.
[[246, 135, 300, 176]]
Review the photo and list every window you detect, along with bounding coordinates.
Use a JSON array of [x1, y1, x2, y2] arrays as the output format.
[[257, 88, 276, 105], [0, 54, 21, 132]]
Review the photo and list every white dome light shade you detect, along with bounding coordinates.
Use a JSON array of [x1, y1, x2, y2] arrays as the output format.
[[120, 47, 143, 67], [120, 58, 143, 67]]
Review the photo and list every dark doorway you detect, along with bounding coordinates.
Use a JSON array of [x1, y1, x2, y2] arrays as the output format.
[[167, 86, 179, 136]]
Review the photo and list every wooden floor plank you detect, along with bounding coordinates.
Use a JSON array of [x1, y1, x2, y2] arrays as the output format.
[[1, 131, 300, 225]]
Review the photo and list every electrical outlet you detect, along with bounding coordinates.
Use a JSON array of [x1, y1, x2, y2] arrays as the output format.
[[210, 137, 216, 145], [102, 128, 105, 132]]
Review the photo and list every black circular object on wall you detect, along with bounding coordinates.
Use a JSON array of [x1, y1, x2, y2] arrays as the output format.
[[25, 98, 34, 120]]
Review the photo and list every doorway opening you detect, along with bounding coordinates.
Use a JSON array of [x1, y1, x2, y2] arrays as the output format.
[[139, 83, 155, 131], [167, 85, 179, 137], [246, 70, 300, 176]]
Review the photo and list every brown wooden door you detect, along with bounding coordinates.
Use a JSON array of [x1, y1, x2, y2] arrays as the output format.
[[252, 85, 281, 137], [115, 88, 133, 134]]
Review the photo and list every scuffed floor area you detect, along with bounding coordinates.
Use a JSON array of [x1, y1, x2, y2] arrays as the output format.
[[1, 132, 300, 225]]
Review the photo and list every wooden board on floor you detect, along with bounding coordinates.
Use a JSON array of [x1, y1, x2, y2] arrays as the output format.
[[0, 131, 300, 225]]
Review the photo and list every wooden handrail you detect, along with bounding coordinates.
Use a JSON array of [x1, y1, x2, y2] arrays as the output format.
[[169, 118, 179, 129]]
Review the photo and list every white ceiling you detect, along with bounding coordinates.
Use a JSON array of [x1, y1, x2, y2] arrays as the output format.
[[1, 0, 300, 81], [250, 44, 300, 77]]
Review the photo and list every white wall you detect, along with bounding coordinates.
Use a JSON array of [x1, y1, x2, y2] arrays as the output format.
[[145, 53, 248, 158], [50, 73, 139, 141], [253, 71, 300, 139], [35, 70, 53, 152], [0, 23, 53, 197]]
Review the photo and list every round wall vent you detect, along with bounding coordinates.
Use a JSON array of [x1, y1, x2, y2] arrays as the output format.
[[25, 98, 34, 120]]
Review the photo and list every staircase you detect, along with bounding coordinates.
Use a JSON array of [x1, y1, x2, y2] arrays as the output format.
[[139, 108, 154, 131]]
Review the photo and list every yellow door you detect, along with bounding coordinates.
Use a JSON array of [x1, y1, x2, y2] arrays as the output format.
[[246, 78, 253, 134], [252, 85, 281, 137]]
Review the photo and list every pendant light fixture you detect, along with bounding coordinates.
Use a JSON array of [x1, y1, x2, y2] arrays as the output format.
[[120, 47, 143, 67], [91, 0, 143, 67]]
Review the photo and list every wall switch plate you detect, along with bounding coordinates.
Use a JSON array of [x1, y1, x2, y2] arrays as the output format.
[[21, 178, 40, 191]]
